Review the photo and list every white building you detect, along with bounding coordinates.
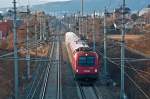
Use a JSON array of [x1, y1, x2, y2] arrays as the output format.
[[139, 8, 150, 16]]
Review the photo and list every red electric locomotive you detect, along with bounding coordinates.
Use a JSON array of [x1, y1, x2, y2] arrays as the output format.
[[65, 32, 100, 80]]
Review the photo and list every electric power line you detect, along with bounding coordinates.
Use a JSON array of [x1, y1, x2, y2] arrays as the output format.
[[97, 50, 150, 99]]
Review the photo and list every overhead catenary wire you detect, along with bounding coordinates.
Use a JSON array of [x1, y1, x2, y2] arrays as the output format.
[[0, 57, 49, 61], [0, 38, 42, 58], [26, 57, 47, 99], [39, 42, 55, 99], [30, 62, 47, 99], [125, 72, 150, 99], [126, 62, 150, 83], [97, 50, 150, 99], [0, 39, 45, 60], [110, 61, 150, 99], [110, 58, 150, 62], [25, 40, 54, 99], [111, 58, 150, 77], [107, 55, 150, 99], [97, 49, 150, 78]]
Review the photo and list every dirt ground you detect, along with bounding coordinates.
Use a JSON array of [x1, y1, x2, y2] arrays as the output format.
[[107, 34, 150, 57], [107, 34, 143, 41]]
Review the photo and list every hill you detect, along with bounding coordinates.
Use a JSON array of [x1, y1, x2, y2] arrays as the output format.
[[32, 0, 150, 14]]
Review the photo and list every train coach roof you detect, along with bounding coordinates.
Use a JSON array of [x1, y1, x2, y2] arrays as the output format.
[[70, 40, 90, 52], [65, 32, 80, 43], [65, 32, 91, 52]]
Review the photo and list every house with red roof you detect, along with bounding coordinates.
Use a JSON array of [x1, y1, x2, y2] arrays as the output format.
[[0, 20, 12, 49], [0, 20, 12, 40]]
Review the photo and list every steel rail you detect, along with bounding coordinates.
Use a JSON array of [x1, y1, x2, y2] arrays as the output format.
[[56, 38, 62, 99], [96, 49, 150, 99], [26, 42, 54, 99], [77, 83, 86, 99], [76, 83, 102, 99], [39, 42, 55, 99], [92, 85, 103, 99], [25, 59, 45, 99]]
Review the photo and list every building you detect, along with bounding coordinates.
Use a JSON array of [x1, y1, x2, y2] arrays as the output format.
[[139, 7, 150, 16], [139, 6, 150, 24], [0, 20, 12, 40]]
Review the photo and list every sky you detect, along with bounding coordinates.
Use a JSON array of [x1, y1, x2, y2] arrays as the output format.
[[0, 0, 71, 8]]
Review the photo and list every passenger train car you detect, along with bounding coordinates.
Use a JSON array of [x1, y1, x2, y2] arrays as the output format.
[[65, 32, 100, 80]]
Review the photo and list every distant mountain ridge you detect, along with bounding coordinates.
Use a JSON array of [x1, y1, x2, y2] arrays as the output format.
[[32, 0, 150, 14], [0, 0, 149, 14]]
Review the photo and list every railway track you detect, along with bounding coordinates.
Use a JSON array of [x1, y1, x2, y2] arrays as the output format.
[[39, 42, 55, 99], [56, 37, 62, 99], [40, 36, 62, 99], [76, 83, 102, 99]]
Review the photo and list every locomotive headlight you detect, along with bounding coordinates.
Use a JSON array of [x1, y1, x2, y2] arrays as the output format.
[[76, 69, 79, 72], [94, 69, 98, 72]]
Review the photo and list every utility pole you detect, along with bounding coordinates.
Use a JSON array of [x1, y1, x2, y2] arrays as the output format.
[[78, 11, 81, 35], [75, 12, 79, 34], [85, 15, 88, 39], [34, 14, 38, 56], [13, 0, 19, 99], [103, 7, 108, 77], [26, 5, 30, 80], [93, 10, 96, 51], [40, 15, 42, 40], [81, 0, 84, 38], [120, 0, 126, 99], [43, 16, 46, 41], [45, 17, 49, 41]]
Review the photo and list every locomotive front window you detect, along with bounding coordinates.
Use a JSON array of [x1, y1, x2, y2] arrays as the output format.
[[78, 56, 95, 66]]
